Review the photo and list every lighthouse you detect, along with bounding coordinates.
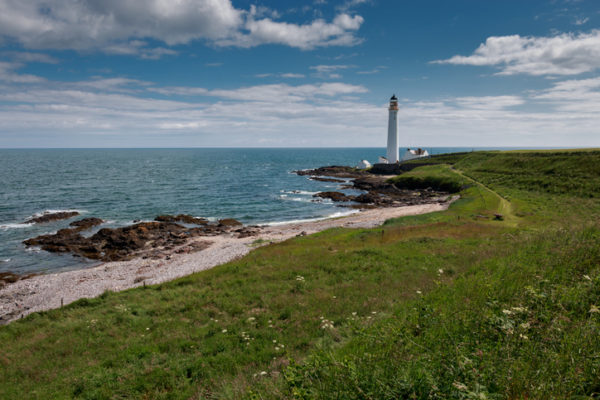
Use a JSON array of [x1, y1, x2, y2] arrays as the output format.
[[387, 94, 399, 163]]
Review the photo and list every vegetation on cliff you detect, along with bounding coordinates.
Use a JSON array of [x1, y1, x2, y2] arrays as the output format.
[[1, 150, 600, 399]]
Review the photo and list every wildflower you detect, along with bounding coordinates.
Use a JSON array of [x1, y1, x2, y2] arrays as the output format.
[[260, 371, 267, 376], [295, 275, 305, 281], [502, 309, 512, 315], [146, 327, 150, 331], [247, 317, 256, 322], [351, 312, 357, 316], [416, 290, 422, 295], [511, 306, 528, 313], [438, 269, 444, 274], [221, 329, 228, 333], [371, 311, 377, 314], [584, 275, 592, 281], [520, 322, 530, 329], [320, 318, 334, 329], [519, 334, 529, 340], [273, 339, 277, 343], [590, 305, 600, 313], [332, 296, 337, 299], [452, 382, 468, 391]]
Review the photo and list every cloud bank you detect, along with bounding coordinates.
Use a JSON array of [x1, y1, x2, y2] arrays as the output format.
[[434, 30, 600, 76], [0, 0, 364, 54]]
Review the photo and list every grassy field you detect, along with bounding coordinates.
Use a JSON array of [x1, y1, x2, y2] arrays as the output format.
[[1, 150, 600, 399]]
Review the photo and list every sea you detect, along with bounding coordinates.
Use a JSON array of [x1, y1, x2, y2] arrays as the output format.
[[0, 147, 500, 275]]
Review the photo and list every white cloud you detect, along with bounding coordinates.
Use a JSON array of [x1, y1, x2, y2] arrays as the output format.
[[281, 73, 305, 78], [0, 61, 45, 83], [1, 74, 599, 148], [575, 17, 589, 25], [255, 73, 305, 79], [0, 0, 364, 54], [433, 30, 600, 76], [218, 13, 364, 50], [2, 52, 59, 64], [310, 64, 352, 78]]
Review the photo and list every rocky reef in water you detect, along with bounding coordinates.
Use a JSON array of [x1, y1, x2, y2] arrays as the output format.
[[297, 166, 453, 209], [23, 215, 257, 262]]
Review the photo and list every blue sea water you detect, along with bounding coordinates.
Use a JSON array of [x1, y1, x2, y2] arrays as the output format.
[[0, 147, 498, 274]]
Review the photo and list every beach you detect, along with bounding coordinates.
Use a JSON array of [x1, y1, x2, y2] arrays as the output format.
[[0, 200, 455, 324]]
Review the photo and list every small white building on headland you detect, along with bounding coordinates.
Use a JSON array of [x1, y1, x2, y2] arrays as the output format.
[[381, 94, 429, 164]]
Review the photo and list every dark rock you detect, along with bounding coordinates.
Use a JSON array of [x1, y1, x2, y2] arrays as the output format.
[[0, 271, 37, 286], [494, 213, 504, 221], [313, 191, 355, 202], [155, 214, 208, 225], [218, 218, 243, 227], [309, 176, 346, 183], [69, 217, 104, 230], [295, 166, 366, 178], [25, 211, 79, 224], [354, 192, 381, 204]]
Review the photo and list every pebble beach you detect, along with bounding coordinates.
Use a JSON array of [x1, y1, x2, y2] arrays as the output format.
[[0, 200, 456, 324]]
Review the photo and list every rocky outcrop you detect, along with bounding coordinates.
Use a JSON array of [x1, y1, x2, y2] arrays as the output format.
[[309, 176, 345, 183], [25, 211, 79, 224], [218, 218, 243, 227], [155, 214, 208, 225], [0, 271, 37, 288], [295, 166, 367, 179], [313, 191, 355, 202], [69, 217, 104, 231], [23, 217, 248, 262]]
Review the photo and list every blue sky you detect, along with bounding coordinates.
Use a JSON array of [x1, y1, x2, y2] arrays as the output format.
[[0, 0, 599, 148]]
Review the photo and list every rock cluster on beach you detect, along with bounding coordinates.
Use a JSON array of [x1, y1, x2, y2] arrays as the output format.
[[23, 215, 256, 262]]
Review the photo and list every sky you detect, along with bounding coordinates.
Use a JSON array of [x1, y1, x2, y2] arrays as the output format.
[[0, 0, 599, 148]]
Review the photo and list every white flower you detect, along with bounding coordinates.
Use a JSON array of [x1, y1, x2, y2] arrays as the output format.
[[502, 309, 512, 315], [438, 269, 444, 274], [584, 275, 592, 281], [221, 329, 227, 333], [260, 371, 267, 376], [589, 305, 600, 313], [416, 290, 422, 295]]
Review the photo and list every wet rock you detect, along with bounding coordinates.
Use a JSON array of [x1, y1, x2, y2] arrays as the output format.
[[309, 176, 346, 183], [155, 214, 208, 225], [218, 218, 243, 227], [295, 166, 366, 178], [25, 211, 79, 224], [313, 191, 355, 202], [0, 271, 38, 286], [69, 217, 104, 231], [354, 192, 381, 204]]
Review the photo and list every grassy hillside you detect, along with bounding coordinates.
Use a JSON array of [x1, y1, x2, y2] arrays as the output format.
[[1, 150, 600, 399]]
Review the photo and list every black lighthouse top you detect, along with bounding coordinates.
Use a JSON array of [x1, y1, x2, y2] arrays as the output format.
[[390, 94, 398, 101]]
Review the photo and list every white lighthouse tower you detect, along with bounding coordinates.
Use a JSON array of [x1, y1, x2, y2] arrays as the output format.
[[386, 94, 399, 163]]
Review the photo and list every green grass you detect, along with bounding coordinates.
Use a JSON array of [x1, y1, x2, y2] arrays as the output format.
[[1, 150, 600, 399]]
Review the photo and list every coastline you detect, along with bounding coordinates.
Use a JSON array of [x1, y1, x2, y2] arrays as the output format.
[[0, 200, 456, 324]]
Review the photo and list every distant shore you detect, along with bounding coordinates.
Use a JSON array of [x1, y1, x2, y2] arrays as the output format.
[[0, 199, 456, 324]]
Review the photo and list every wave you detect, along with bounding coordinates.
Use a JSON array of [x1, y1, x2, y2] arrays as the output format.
[[280, 189, 319, 196], [0, 222, 34, 230], [262, 209, 360, 226], [279, 194, 326, 204], [1, 258, 11, 263]]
